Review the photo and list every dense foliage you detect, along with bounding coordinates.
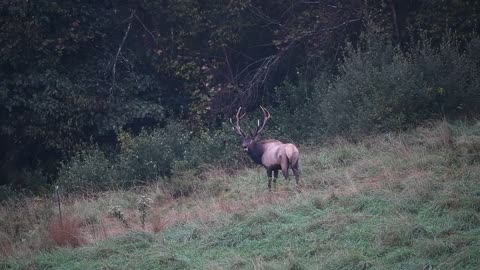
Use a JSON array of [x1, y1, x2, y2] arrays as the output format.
[[57, 122, 240, 193], [1, 0, 479, 191], [323, 30, 480, 136]]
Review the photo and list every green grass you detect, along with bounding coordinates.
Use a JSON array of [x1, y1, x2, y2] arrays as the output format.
[[2, 121, 480, 269]]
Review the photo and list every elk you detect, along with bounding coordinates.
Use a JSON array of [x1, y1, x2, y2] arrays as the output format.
[[230, 106, 301, 190]]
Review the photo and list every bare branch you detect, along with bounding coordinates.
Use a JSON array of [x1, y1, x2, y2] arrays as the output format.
[[134, 13, 158, 44], [111, 9, 136, 92], [388, 0, 400, 42], [225, 2, 362, 112], [310, 18, 361, 34]]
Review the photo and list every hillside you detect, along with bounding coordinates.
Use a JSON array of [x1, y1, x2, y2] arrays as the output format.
[[2, 121, 480, 269]]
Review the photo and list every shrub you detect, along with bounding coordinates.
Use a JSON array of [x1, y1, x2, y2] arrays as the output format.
[[179, 125, 242, 170], [116, 122, 191, 184], [57, 121, 243, 193], [322, 29, 480, 137], [412, 32, 480, 117], [271, 75, 330, 143], [117, 122, 241, 183], [57, 147, 115, 192], [272, 28, 480, 140], [137, 195, 153, 229], [323, 30, 428, 136]]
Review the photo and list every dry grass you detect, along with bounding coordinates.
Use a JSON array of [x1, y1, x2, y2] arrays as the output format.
[[147, 189, 294, 232], [0, 170, 299, 258], [151, 216, 169, 233], [0, 232, 13, 257], [0, 197, 54, 257], [47, 216, 85, 247]]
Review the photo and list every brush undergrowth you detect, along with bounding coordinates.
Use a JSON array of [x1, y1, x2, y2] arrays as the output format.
[[1, 120, 480, 269]]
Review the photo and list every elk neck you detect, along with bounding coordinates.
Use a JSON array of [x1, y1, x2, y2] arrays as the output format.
[[247, 141, 265, 165]]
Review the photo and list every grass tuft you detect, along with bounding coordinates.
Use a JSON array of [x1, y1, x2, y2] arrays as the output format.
[[375, 216, 430, 248], [48, 216, 85, 247]]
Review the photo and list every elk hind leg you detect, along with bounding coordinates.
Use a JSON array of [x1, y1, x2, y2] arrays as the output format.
[[273, 170, 279, 184], [292, 161, 301, 191], [281, 157, 290, 182]]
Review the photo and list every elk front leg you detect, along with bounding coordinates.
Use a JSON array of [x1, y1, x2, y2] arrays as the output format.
[[267, 169, 273, 191], [273, 170, 279, 185]]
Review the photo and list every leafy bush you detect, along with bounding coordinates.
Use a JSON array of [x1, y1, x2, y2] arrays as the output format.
[[57, 147, 115, 192], [57, 122, 242, 193], [323, 30, 428, 135], [180, 125, 242, 170], [169, 125, 243, 197], [271, 77, 329, 143], [324, 29, 480, 137], [273, 28, 480, 139], [411, 33, 480, 116], [116, 122, 191, 184]]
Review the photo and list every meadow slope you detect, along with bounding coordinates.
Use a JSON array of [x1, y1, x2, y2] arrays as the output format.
[[2, 121, 480, 269]]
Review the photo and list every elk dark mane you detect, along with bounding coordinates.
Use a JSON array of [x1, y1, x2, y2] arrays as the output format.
[[247, 143, 264, 164]]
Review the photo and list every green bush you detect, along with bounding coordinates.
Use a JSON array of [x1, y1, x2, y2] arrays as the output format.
[[273, 29, 480, 139], [181, 125, 243, 170], [412, 33, 480, 116], [57, 147, 115, 192], [270, 71, 333, 144], [57, 122, 242, 193], [325, 29, 480, 137], [57, 123, 190, 192], [323, 30, 428, 136], [116, 122, 191, 184]]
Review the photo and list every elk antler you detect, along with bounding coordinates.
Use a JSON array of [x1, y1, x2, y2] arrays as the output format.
[[253, 106, 271, 137], [229, 107, 247, 137]]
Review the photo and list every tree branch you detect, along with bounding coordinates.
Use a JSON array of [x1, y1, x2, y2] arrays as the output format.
[[134, 13, 157, 44], [111, 9, 136, 93], [388, 0, 400, 42]]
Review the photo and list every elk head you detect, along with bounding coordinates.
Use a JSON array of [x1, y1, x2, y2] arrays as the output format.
[[229, 106, 271, 152]]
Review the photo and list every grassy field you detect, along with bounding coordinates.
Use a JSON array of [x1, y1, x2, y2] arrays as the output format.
[[1, 121, 480, 269]]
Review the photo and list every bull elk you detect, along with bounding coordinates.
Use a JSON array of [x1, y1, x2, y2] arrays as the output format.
[[230, 106, 301, 190]]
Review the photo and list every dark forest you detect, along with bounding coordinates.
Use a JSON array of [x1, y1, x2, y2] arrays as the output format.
[[1, 0, 479, 192]]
